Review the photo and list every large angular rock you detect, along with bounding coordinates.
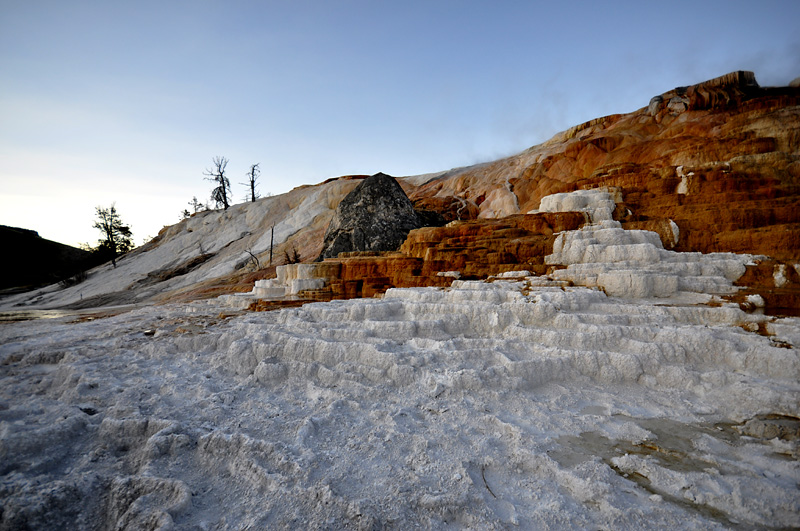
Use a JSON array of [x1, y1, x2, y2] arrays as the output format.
[[317, 173, 421, 260]]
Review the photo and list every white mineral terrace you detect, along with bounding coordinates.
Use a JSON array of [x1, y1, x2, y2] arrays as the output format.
[[229, 188, 759, 304], [535, 188, 754, 300], [1, 276, 798, 528], [1, 188, 798, 529]]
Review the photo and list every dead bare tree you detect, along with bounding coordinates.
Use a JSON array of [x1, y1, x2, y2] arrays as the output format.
[[269, 224, 274, 265], [204, 156, 231, 210], [244, 247, 260, 270], [240, 163, 260, 202]]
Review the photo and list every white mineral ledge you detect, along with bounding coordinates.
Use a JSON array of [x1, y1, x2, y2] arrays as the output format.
[[538, 188, 752, 299]]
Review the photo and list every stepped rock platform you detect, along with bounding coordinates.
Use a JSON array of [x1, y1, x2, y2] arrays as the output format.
[[223, 188, 798, 315]]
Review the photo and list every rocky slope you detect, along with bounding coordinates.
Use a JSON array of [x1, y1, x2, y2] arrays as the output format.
[[0, 71, 797, 312], [409, 71, 800, 261]]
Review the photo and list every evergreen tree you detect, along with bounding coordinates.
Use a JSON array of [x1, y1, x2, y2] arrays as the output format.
[[93, 203, 133, 268], [189, 196, 207, 213]]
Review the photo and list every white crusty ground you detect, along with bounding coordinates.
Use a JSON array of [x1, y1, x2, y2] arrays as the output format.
[[1, 188, 798, 529], [1, 279, 798, 530]]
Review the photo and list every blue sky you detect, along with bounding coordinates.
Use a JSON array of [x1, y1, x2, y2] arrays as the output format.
[[1, 0, 799, 247]]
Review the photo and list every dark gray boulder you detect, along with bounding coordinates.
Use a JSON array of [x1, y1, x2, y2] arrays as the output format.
[[317, 173, 421, 260]]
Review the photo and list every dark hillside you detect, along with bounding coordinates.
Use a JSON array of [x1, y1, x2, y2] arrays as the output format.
[[0, 225, 94, 291]]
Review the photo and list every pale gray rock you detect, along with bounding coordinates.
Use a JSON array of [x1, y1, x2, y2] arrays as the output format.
[[667, 95, 690, 115], [647, 95, 663, 116]]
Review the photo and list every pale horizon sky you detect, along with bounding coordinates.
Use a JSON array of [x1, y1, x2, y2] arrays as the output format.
[[2, 0, 799, 247]]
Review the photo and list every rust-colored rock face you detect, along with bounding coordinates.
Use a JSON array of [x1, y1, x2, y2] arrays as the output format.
[[407, 71, 800, 261], [400, 212, 586, 277], [292, 212, 588, 301], [273, 72, 798, 303], [214, 72, 798, 309]]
